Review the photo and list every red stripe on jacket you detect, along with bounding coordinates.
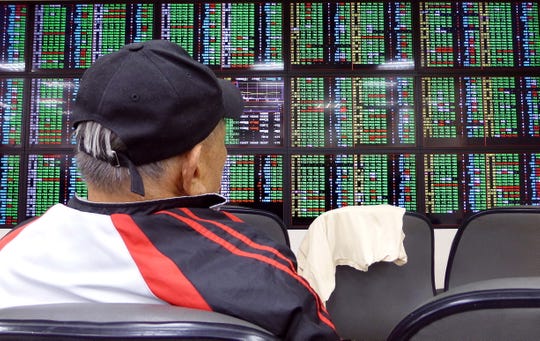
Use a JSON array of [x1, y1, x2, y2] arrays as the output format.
[[180, 208, 296, 270], [111, 213, 211, 311], [158, 210, 336, 331], [221, 210, 243, 222]]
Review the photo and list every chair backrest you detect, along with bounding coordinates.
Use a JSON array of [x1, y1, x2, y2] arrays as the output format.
[[388, 277, 540, 341], [221, 205, 290, 247], [0, 303, 279, 340], [325, 211, 436, 341], [444, 206, 540, 291]]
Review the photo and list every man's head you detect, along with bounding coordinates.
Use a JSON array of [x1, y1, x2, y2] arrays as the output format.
[[72, 40, 243, 199]]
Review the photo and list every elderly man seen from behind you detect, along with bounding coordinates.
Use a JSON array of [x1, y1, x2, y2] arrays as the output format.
[[0, 40, 339, 341]]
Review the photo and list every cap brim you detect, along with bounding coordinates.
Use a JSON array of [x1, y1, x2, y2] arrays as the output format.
[[218, 79, 244, 120]]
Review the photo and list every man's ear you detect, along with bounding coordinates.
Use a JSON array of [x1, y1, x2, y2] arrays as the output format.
[[179, 143, 205, 195]]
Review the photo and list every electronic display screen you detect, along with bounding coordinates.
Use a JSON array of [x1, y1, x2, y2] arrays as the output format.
[[32, 3, 153, 69], [0, 78, 24, 145], [291, 153, 418, 225], [290, 76, 415, 147], [0, 4, 26, 71], [290, 2, 413, 67], [29, 79, 79, 145], [419, 2, 540, 67], [422, 76, 540, 146], [1, 1, 539, 229], [161, 3, 283, 69], [221, 154, 283, 217], [0, 154, 20, 226], [25, 154, 87, 218]]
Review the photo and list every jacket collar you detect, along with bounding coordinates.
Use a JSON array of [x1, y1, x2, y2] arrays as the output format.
[[67, 193, 227, 216]]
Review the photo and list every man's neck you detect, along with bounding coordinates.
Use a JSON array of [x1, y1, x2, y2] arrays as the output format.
[[86, 185, 185, 203]]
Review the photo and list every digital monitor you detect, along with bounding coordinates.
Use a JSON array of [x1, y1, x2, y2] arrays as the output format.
[[1, 1, 540, 229]]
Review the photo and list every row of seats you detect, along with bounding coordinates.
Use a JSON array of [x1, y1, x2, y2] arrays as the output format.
[[0, 206, 538, 340], [327, 206, 540, 340], [387, 276, 540, 341]]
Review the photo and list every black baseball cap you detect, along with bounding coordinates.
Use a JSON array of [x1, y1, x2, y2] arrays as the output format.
[[72, 40, 244, 195]]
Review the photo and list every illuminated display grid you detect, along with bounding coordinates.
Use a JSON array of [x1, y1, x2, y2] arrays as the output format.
[[260, 2, 282, 63], [394, 153, 417, 211], [291, 2, 413, 66], [0, 4, 26, 68], [292, 77, 415, 147], [32, 4, 153, 69], [291, 154, 417, 224], [220, 154, 283, 216], [29, 79, 79, 145], [351, 3, 386, 65], [291, 3, 324, 65], [480, 3, 514, 67], [355, 78, 389, 144], [393, 78, 416, 144], [161, 3, 282, 69], [224, 77, 283, 146], [457, 2, 514, 67], [517, 2, 540, 67], [526, 153, 540, 204], [291, 154, 326, 219], [26, 154, 87, 218], [291, 77, 325, 147], [420, 2, 455, 67], [521, 77, 540, 137], [424, 153, 460, 214], [464, 153, 521, 212], [425, 152, 530, 216], [423, 76, 540, 144], [2, 1, 540, 229], [1, 79, 24, 145], [161, 3, 195, 56], [389, 2, 414, 61], [0, 155, 20, 226], [421, 2, 539, 67], [459, 77, 518, 139]]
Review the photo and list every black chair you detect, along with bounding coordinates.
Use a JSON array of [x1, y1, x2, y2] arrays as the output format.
[[444, 206, 540, 291], [388, 277, 540, 341], [0, 303, 279, 340], [221, 205, 290, 247], [325, 212, 436, 341]]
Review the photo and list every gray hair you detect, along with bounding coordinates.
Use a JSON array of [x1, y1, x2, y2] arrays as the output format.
[[74, 121, 167, 192]]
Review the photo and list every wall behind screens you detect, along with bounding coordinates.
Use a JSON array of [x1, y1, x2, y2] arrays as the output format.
[[1, 1, 540, 229]]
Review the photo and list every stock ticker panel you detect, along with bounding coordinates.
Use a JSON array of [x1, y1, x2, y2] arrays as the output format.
[[0, 5, 26, 68], [32, 3, 153, 69], [221, 154, 284, 217], [0, 153, 87, 226], [424, 152, 540, 225], [0, 155, 20, 226], [224, 77, 284, 146], [161, 2, 283, 69], [290, 76, 416, 147], [3, 1, 540, 228], [419, 2, 540, 67], [290, 154, 418, 225], [0, 79, 24, 146], [290, 2, 413, 66], [422, 76, 540, 145], [29, 79, 80, 145], [25, 154, 87, 218], [288, 151, 540, 227]]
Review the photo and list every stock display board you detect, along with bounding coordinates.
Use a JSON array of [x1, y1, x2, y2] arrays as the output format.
[[1, 1, 539, 228]]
